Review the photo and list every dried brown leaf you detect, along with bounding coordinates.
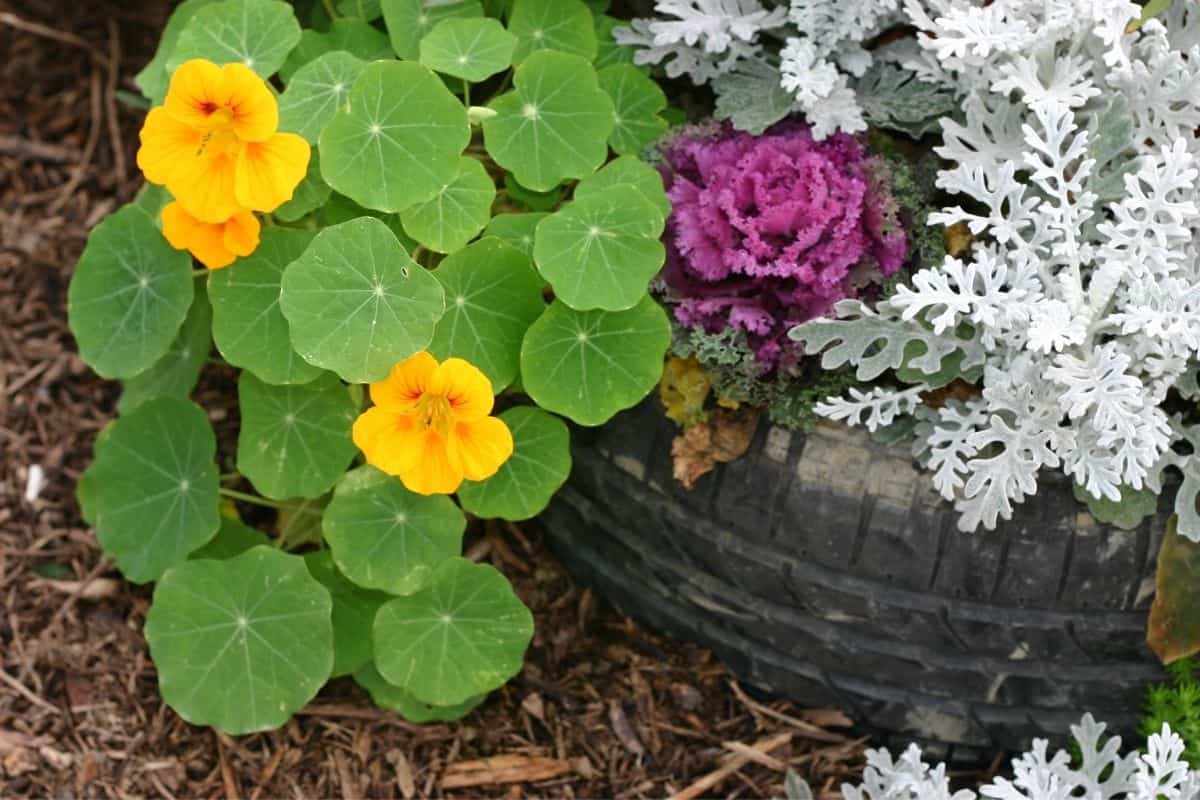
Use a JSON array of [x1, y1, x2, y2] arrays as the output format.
[[671, 407, 759, 490]]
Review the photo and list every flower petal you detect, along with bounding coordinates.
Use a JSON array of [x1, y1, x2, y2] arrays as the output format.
[[370, 351, 439, 412], [398, 430, 464, 495], [447, 416, 513, 482], [221, 210, 261, 259], [353, 407, 424, 477], [168, 147, 243, 224], [234, 132, 310, 213], [430, 358, 495, 422], [161, 201, 237, 270], [136, 107, 204, 186], [163, 59, 226, 129], [221, 63, 278, 142]]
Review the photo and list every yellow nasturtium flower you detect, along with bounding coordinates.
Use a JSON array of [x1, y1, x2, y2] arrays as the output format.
[[353, 352, 515, 496], [161, 201, 260, 270], [136, 59, 309, 224]]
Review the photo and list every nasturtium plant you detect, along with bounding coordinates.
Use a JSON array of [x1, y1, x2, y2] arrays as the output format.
[[70, 0, 676, 736]]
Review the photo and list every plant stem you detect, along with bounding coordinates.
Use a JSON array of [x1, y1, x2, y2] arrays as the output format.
[[321, 0, 340, 20], [463, 80, 471, 107], [219, 488, 286, 509], [192, 268, 209, 277], [218, 472, 241, 482]]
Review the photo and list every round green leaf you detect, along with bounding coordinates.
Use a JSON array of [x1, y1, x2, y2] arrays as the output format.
[[236, 372, 358, 500], [533, 186, 665, 311], [398, 156, 496, 254], [321, 194, 414, 247], [118, 283, 211, 413], [508, 0, 597, 63], [190, 517, 272, 561], [274, 152, 332, 222], [575, 155, 670, 221], [593, 14, 636, 70], [597, 64, 668, 155], [457, 407, 571, 520], [483, 51, 614, 192], [419, 17, 516, 82], [145, 547, 333, 735], [167, 0, 302, 79], [279, 51, 366, 144], [382, 0, 483, 60], [354, 664, 484, 722], [280, 217, 446, 383], [520, 296, 671, 426], [374, 557, 533, 705], [319, 60, 470, 213], [280, 19, 392, 82], [323, 466, 467, 596], [304, 551, 390, 677], [484, 213, 547, 259], [428, 238, 545, 388], [209, 227, 324, 385], [134, 0, 222, 105], [91, 398, 220, 583], [68, 205, 194, 380]]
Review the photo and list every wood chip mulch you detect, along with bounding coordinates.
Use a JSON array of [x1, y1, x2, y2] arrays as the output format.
[[0, 1, 870, 796]]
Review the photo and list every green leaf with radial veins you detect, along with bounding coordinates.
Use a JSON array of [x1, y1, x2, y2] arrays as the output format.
[[323, 466, 467, 596], [503, 174, 561, 212], [398, 156, 496, 254], [354, 664, 485, 722], [597, 64, 668, 155], [167, 0, 302, 78], [134, 0, 222, 104], [68, 205, 194, 380], [273, 152, 332, 222], [484, 213, 547, 259], [508, 0, 597, 63], [278, 51, 366, 144], [304, 550, 390, 677], [419, 17, 516, 83], [374, 557, 533, 705], [533, 186, 665, 311], [236, 372, 358, 500], [520, 296, 671, 426], [118, 283, 211, 413], [319, 60, 470, 213], [483, 51, 613, 191], [280, 19, 391, 82], [382, 0, 483, 60], [145, 547, 333, 735], [428, 238, 545, 389], [208, 227, 324, 385], [280, 217, 445, 383], [575, 155, 670, 221], [457, 407, 571, 520], [90, 398, 220, 583]]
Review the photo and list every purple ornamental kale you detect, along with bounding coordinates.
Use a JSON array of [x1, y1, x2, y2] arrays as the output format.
[[659, 122, 908, 371]]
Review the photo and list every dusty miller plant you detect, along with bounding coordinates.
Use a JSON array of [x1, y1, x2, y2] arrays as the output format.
[[613, 0, 956, 138], [791, 1, 1200, 537], [819, 715, 1200, 799]]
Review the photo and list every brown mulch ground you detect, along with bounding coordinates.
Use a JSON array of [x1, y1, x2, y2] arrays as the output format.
[[0, 2, 871, 797]]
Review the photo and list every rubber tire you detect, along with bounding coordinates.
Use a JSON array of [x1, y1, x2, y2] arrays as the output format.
[[540, 400, 1172, 758]]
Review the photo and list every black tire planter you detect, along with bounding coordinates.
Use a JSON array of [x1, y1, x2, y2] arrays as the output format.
[[540, 399, 1174, 758]]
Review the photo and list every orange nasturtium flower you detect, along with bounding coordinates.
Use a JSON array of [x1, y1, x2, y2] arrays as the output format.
[[353, 352, 515, 496], [136, 59, 309, 224], [161, 202, 261, 270]]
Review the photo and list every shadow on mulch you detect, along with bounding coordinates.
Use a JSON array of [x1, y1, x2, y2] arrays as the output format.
[[0, 2, 871, 797]]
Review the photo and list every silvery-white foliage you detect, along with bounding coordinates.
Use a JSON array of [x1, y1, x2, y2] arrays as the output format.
[[615, 1, 945, 138], [834, 715, 1200, 800], [791, 2, 1200, 537]]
